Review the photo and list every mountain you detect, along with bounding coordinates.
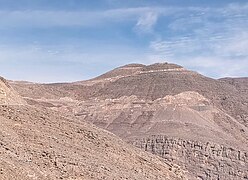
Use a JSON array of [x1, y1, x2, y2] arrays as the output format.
[[10, 63, 248, 127], [9, 63, 248, 179], [0, 77, 185, 180]]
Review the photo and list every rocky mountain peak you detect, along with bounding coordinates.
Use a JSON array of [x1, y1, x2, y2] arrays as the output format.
[[92, 62, 187, 82], [119, 63, 146, 69], [141, 62, 183, 71]]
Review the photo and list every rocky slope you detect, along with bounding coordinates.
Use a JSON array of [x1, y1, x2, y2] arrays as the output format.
[[9, 62, 248, 179], [0, 77, 26, 105], [71, 91, 248, 179], [0, 77, 186, 180], [220, 77, 248, 103]]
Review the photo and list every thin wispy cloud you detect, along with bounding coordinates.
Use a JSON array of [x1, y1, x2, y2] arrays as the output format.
[[135, 11, 158, 33], [0, 1, 247, 82], [0, 8, 161, 28], [148, 3, 248, 78]]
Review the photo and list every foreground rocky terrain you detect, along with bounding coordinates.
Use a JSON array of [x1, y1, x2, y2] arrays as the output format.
[[9, 62, 248, 179], [0, 77, 186, 180]]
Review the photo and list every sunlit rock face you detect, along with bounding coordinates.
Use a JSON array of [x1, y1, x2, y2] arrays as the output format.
[[0, 77, 26, 105]]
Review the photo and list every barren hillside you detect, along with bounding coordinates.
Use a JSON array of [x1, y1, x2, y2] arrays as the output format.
[[9, 63, 248, 179], [0, 77, 186, 180]]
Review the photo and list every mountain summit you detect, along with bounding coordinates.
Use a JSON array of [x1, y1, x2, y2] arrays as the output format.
[[92, 62, 185, 82]]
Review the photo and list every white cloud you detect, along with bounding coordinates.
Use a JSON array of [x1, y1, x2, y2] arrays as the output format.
[[180, 57, 248, 78], [216, 31, 248, 57], [150, 37, 199, 55], [0, 8, 161, 28], [1, 3, 248, 80], [135, 11, 158, 33], [148, 3, 248, 78]]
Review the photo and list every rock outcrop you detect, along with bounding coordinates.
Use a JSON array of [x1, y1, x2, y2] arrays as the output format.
[[133, 136, 248, 180]]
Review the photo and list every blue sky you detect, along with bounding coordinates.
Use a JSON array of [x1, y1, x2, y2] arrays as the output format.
[[0, 0, 248, 82]]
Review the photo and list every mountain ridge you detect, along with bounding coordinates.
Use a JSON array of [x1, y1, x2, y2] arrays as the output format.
[[6, 62, 248, 179]]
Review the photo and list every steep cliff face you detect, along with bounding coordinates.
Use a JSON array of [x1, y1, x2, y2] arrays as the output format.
[[132, 136, 248, 180]]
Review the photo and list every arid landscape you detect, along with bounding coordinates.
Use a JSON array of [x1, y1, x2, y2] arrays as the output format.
[[1, 62, 247, 179], [1, 1, 248, 179], [1, 67, 187, 180]]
